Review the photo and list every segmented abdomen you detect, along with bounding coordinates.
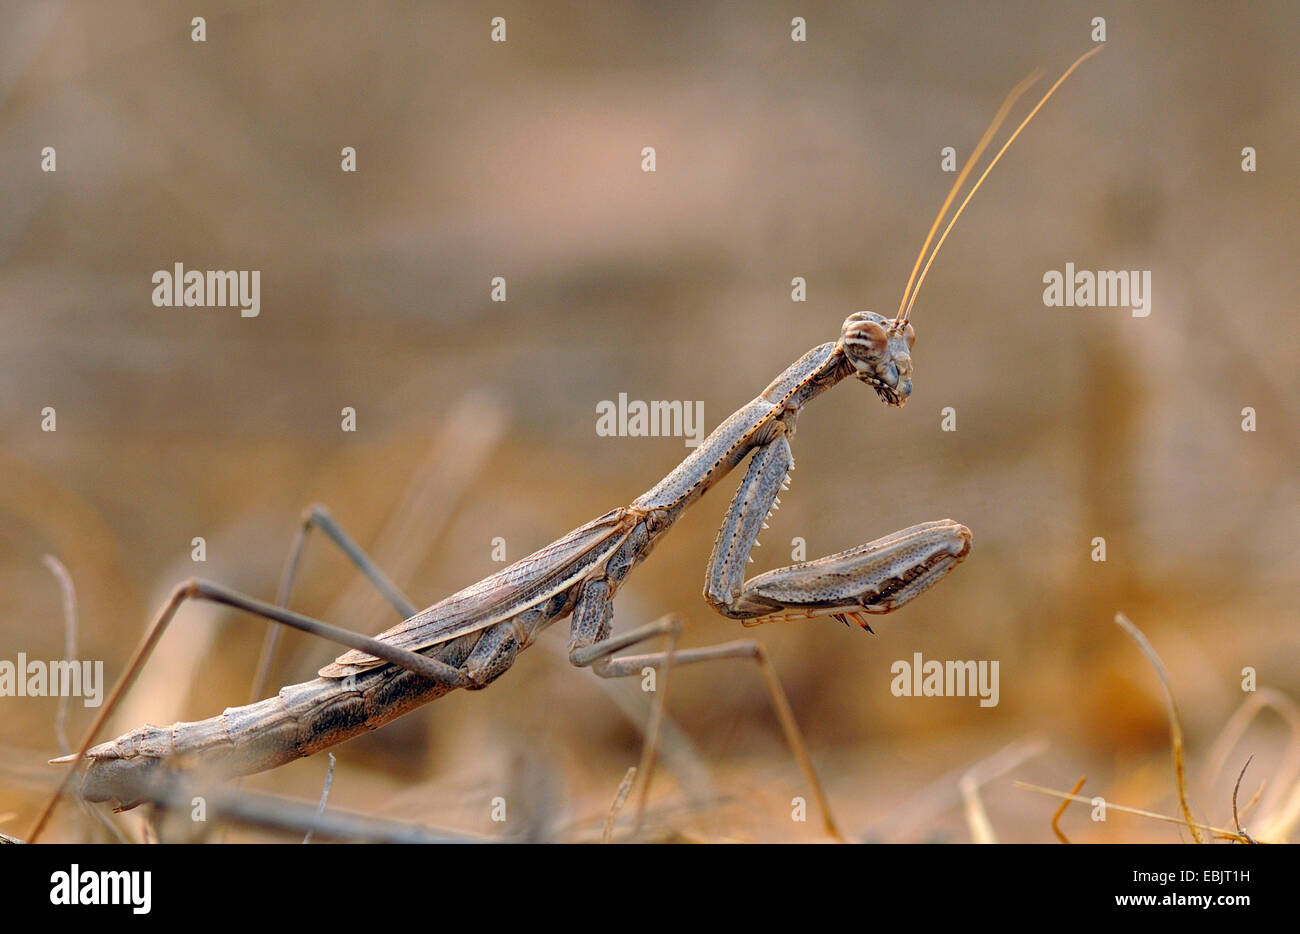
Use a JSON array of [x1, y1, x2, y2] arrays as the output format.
[[78, 633, 480, 809]]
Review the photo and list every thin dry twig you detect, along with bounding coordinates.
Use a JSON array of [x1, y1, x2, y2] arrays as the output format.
[[1052, 775, 1087, 844], [148, 781, 487, 844], [1201, 687, 1300, 842], [40, 556, 132, 845], [302, 752, 336, 844], [1014, 781, 1253, 843], [958, 737, 1048, 844], [1114, 612, 1204, 843], [631, 617, 682, 839], [1232, 756, 1257, 844], [602, 766, 637, 844], [41, 555, 78, 758], [1239, 782, 1265, 820]]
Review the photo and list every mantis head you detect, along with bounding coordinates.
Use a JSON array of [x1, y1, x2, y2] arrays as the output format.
[[840, 311, 914, 407]]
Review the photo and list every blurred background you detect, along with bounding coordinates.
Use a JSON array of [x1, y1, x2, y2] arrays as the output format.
[[0, 1, 1296, 842]]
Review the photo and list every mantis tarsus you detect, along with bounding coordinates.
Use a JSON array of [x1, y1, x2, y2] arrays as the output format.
[[29, 45, 1101, 843]]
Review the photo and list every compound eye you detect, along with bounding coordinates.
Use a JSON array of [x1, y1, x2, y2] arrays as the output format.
[[844, 318, 889, 358], [903, 322, 915, 349]]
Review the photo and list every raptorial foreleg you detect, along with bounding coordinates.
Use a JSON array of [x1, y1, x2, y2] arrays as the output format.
[[705, 436, 971, 627]]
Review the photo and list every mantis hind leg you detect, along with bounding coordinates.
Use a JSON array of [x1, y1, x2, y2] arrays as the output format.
[[567, 579, 844, 841], [250, 503, 420, 701]]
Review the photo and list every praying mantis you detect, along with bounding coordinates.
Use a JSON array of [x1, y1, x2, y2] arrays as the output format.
[[28, 46, 1101, 843]]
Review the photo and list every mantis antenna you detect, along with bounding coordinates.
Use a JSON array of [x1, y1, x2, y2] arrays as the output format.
[[893, 70, 1041, 325], [895, 44, 1105, 328]]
